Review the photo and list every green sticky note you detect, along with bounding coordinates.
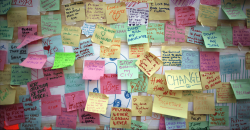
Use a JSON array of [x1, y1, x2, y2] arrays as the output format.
[[126, 120, 148, 130], [52, 52, 76, 69], [222, 4, 247, 20], [230, 79, 250, 99], [127, 72, 148, 93], [216, 26, 233, 46], [41, 14, 62, 35], [117, 60, 139, 79], [10, 65, 31, 85], [110, 22, 127, 41], [0, 27, 14, 40], [0, 0, 11, 15], [127, 25, 148, 45], [40, 0, 60, 11], [189, 121, 209, 130], [148, 23, 165, 43], [202, 31, 225, 48], [209, 106, 229, 126], [0, 20, 8, 28]]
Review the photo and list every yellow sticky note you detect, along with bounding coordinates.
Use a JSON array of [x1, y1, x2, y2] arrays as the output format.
[[161, 46, 182, 66], [11, 86, 27, 103], [193, 93, 215, 114], [61, 25, 81, 47], [182, 90, 203, 102], [86, 2, 106, 22], [120, 0, 154, 3], [132, 96, 153, 116], [110, 107, 132, 129], [85, 92, 109, 114], [153, 95, 188, 118], [246, 52, 250, 70], [0, 64, 11, 85], [129, 43, 149, 59], [52, 52, 76, 69], [64, 2, 86, 22], [148, 74, 182, 98], [92, 24, 116, 47], [247, 9, 250, 28], [7, 7, 27, 27], [100, 38, 121, 58], [0, 85, 16, 105], [198, 5, 219, 27], [165, 69, 202, 90], [200, 72, 222, 90], [185, 111, 206, 129], [106, 3, 127, 24], [136, 52, 163, 77], [149, 0, 170, 20], [216, 82, 236, 103]]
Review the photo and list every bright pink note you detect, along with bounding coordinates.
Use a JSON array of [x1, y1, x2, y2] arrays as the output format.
[[43, 67, 65, 87], [56, 108, 77, 129], [200, 51, 220, 72], [64, 90, 86, 112], [200, 0, 221, 5], [78, 108, 100, 125], [82, 60, 105, 80], [5, 103, 25, 126], [159, 116, 166, 130], [18, 24, 38, 44], [100, 74, 121, 94], [233, 26, 250, 46], [0, 50, 7, 71], [165, 21, 185, 42], [41, 95, 61, 116], [27, 77, 52, 102], [17, 35, 43, 49], [20, 54, 47, 69], [175, 6, 196, 27]]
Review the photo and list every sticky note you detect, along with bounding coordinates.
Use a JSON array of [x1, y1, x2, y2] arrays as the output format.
[[222, 4, 247, 19], [148, 23, 165, 43], [202, 31, 225, 48], [200, 51, 220, 72], [149, 0, 170, 20], [91, 23, 116, 47], [246, 52, 250, 70], [10, 65, 31, 85], [41, 14, 62, 35], [86, 2, 106, 22], [78, 108, 100, 125], [129, 43, 149, 59], [18, 24, 38, 43], [182, 90, 203, 102], [110, 22, 127, 41], [117, 60, 138, 79], [81, 22, 96, 37], [73, 38, 94, 59], [0, 26, 14, 40], [189, 121, 209, 130], [220, 54, 241, 74], [165, 69, 202, 90], [85, 92, 109, 114], [20, 54, 47, 69], [230, 79, 250, 99], [181, 51, 200, 70], [100, 74, 121, 94], [136, 52, 163, 77], [65, 90, 86, 112], [165, 21, 185, 42], [0, 64, 11, 85], [17, 35, 43, 49], [0, 0, 11, 14], [216, 26, 233, 46], [7, 7, 27, 27], [200, 72, 222, 90], [110, 107, 132, 129], [19, 114, 41, 130], [131, 120, 148, 130], [65, 73, 85, 94], [82, 60, 105, 80], [128, 8, 149, 27], [43, 67, 65, 87], [159, 116, 166, 130], [19, 95, 40, 115], [120, 0, 153, 2], [13, 86, 26, 103], [247, 9, 250, 28], [0, 50, 7, 70], [193, 93, 215, 114], [41, 95, 61, 116], [175, 6, 196, 27], [0, 107, 4, 128], [209, 106, 229, 126], [165, 115, 186, 129], [153, 96, 188, 118], [64, 1, 85, 22], [187, 26, 210, 45], [161, 46, 182, 66], [42, 35, 64, 57], [198, 5, 219, 27], [56, 108, 77, 129], [0, 20, 8, 27], [5, 103, 25, 126], [230, 116, 250, 130], [61, 25, 81, 47], [127, 72, 148, 93], [233, 26, 250, 46], [8, 43, 28, 63], [132, 96, 153, 116], [127, 25, 148, 45], [216, 82, 236, 103], [40, 0, 60, 11], [52, 52, 76, 69], [106, 2, 127, 24], [100, 38, 121, 58], [237, 100, 250, 119], [0, 85, 16, 105], [200, 0, 220, 5], [186, 111, 206, 124]]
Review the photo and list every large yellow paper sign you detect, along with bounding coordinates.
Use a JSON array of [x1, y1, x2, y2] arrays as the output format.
[[7, 7, 27, 27], [86, 2, 106, 22], [216, 82, 236, 103], [193, 93, 215, 114], [106, 3, 127, 24], [165, 69, 202, 90], [129, 43, 149, 59], [0, 64, 12, 85], [136, 52, 163, 77], [85, 92, 109, 114], [100, 38, 121, 58], [200, 71, 222, 90], [110, 107, 132, 129], [132, 96, 153, 116], [0, 85, 16, 105], [152, 95, 188, 118], [64, 1, 86, 22], [198, 5, 219, 27], [61, 25, 81, 47], [149, 0, 170, 20]]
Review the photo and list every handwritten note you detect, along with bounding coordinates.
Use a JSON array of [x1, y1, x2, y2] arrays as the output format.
[[8, 43, 28, 63], [220, 54, 241, 74], [161, 46, 182, 66], [56, 108, 77, 129], [246, 52, 250, 70], [40, 0, 60, 11], [189, 121, 209, 130], [100, 38, 121, 58], [86, 2, 106, 22], [200, 71, 222, 90], [182, 90, 202, 102], [73, 38, 94, 59], [128, 8, 149, 26], [187, 26, 210, 45], [5, 103, 25, 126], [118, 60, 138, 79], [110, 23, 127, 41], [100, 74, 121, 94], [20, 54, 47, 69], [82, 60, 105, 80], [17, 35, 43, 49], [198, 5, 219, 27], [65, 1, 85, 22], [78, 108, 100, 125], [110, 107, 132, 129], [209, 106, 229, 126], [0, 51, 7, 70], [202, 31, 225, 48], [200, 51, 220, 72], [18, 24, 37, 43], [148, 23, 165, 43], [10, 65, 31, 85], [230, 79, 250, 99], [7, 7, 27, 27], [237, 100, 250, 119], [149, 0, 170, 20], [186, 111, 206, 128], [41, 95, 61, 116], [193, 93, 215, 114], [61, 25, 81, 47], [200, 0, 220, 5], [165, 115, 186, 129], [127, 25, 148, 45], [230, 116, 250, 130], [65, 90, 86, 112], [129, 43, 149, 59], [175, 6, 196, 27], [85, 92, 109, 114], [159, 116, 166, 130], [0, 0, 11, 14], [216, 82, 236, 103], [42, 35, 64, 57], [19, 114, 41, 130], [106, 2, 127, 24], [127, 72, 148, 93], [0, 64, 11, 85], [52, 52, 75, 69], [247, 9, 250, 28], [81, 22, 96, 37], [19, 95, 40, 115], [233, 26, 250, 46], [131, 120, 148, 130], [41, 14, 62, 35], [132, 96, 152, 116], [0, 85, 16, 105], [165, 21, 185, 42], [222, 4, 247, 19], [216, 26, 233, 46], [181, 51, 199, 70], [43, 67, 65, 87], [0, 26, 14, 40], [65, 73, 85, 93]]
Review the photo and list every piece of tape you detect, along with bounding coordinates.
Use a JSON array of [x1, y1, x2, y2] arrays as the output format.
[[185, 27, 190, 36], [238, 42, 243, 51], [48, 12, 53, 19], [62, 0, 71, 5], [239, 23, 244, 29], [27, 20, 30, 25], [92, 0, 100, 4], [221, 23, 231, 28], [66, 21, 77, 26], [168, 39, 175, 44], [15, 39, 22, 43], [149, 21, 160, 23], [151, 40, 162, 46]]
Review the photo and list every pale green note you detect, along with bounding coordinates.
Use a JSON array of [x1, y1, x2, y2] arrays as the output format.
[[110, 22, 127, 41], [127, 25, 148, 45], [209, 106, 229, 126], [202, 31, 225, 48], [117, 60, 139, 79], [0, 0, 11, 15], [40, 0, 60, 11], [0, 27, 14, 40], [230, 79, 250, 99], [222, 4, 247, 19], [189, 121, 209, 130], [0, 20, 8, 28], [52, 52, 76, 69], [41, 14, 62, 35], [216, 26, 233, 46], [10, 65, 31, 85], [127, 72, 148, 93], [148, 23, 165, 43], [126, 120, 148, 130]]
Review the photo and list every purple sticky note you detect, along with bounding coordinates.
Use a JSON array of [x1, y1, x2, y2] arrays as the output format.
[[200, 51, 220, 72], [56, 108, 77, 129], [78, 108, 100, 125], [5, 103, 25, 126], [41, 95, 61, 116], [233, 26, 250, 46], [0, 50, 7, 71]]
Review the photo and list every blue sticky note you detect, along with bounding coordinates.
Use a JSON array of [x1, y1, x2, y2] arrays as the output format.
[[81, 22, 96, 37], [230, 116, 250, 130], [73, 38, 94, 60], [8, 43, 28, 63], [76, 127, 96, 130], [19, 95, 40, 115], [181, 50, 200, 70], [165, 115, 186, 129], [65, 73, 85, 93], [237, 100, 250, 119], [187, 26, 210, 45], [19, 114, 41, 130], [42, 35, 64, 57], [220, 54, 241, 74]]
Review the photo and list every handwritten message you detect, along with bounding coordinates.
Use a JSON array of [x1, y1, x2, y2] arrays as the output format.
[[148, 23, 164, 43], [8, 43, 28, 63], [198, 5, 219, 27], [187, 26, 210, 45], [65, 73, 85, 93], [247, 9, 250, 28], [19, 95, 40, 115], [233, 26, 250, 46], [118, 60, 138, 79], [40, 0, 60, 11], [85, 92, 109, 114], [5, 103, 25, 126], [209, 106, 229, 126], [161, 46, 182, 66], [128, 8, 149, 26], [52, 52, 75, 69], [0, 50, 7, 70], [186, 111, 206, 128], [110, 23, 127, 41], [19, 114, 41, 130], [127, 25, 148, 45], [237, 99, 250, 119], [200, 71, 222, 90], [41, 95, 61, 116], [0, 0, 11, 14], [189, 121, 209, 130], [0, 85, 16, 105], [216, 26, 233, 46], [73, 38, 94, 59], [175, 6, 196, 27], [181, 51, 199, 70], [17, 35, 43, 49], [12, 0, 33, 6], [82, 60, 105, 80], [216, 82, 236, 103], [129, 43, 149, 58], [131, 120, 148, 130], [182, 90, 202, 102], [43, 67, 65, 87], [220, 54, 241, 74], [56, 108, 77, 129], [230, 79, 250, 99], [10, 65, 31, 85], [106, 2, 127, 24], [0, 26, 14, 40], [165, 115, 186, 129], [132, 96, 152, 116], [42, 35, 64, 57], [20, 54, 47, 69], [165, 21, 185, 42], [7, 7, 27, 27], [0, 64, 11, 85], [100, 38, 121, 58], [127, 72, 148, 93], [65, 1, 85, 22], [81, 22, 96, 37], [246, 52, 250, 70], [41, 14, 62, 35], [78, 108, 100, 125], [230, 116, 250, 130], [202, 31, 225, 48], [61, 25, 81, 47], [65, 90, 86, 112], [149, 0, 170, 20], [200, 51, 220, 72], [201, 0, 220, 5], [159, 116, 166, 130], [110, 107, 132, 129], [86, 2, 106, 22], [100, 74, 121, 94], [222, 4, 247, 19], [18, 24, 37, 43], [193, 93, 215, 114]]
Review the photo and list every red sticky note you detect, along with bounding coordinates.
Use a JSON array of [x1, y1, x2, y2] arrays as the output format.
[[41, 95, 62, 116], [165, 21, 185, 42], [0, 50, 7, 71], [200, 51, 220, 72], [200, 0, 221, 5], [5, 103, 25, 126], [43, 67, 65, 87], [100, 74, 121, 94], [78, 108, 100, 125], [4, 121, 19, 130], [20, 54, 47, 69], [27, 77, 52, 102], [18, 24, 38, 44], [159, 116, 166, 130], [56, 108, 77, 129], [64, 90, 86, 112], [42, 126, 52, 130], [82, 60, 105, 80], [175, 6, 196, 27], [17, 35, 43, 49]]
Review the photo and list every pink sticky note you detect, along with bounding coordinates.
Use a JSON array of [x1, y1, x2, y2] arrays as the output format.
[[159, 116, 166, 130], [0, 50, 7, 71], [78, 108, 100, 125], [41, 95, 61, 116], [165, 21, 185, 42], [27, 77, 52, 102], [100, 74, 121, 94], [17, 35, 43, 49], [233, 26, 250, 46], [43, 67, 65, 87], [200, 51, 220, 72], [82, 60, 105, 80], [20, 54, 47, 69], [18, 24, 38, 44], [64, 90, 86, 112], [56, 108, 77, 129], [175, 6, 196, 27], [0, 106, 6, 128], [200, 0, 221, 5], [5, 103, 25, 126]]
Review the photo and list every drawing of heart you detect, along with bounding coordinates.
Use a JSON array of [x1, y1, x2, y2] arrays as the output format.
[[170, 0, 197, 7], [101, 31, 106, 36], [133, 98, 137, 102], [138, 110, 142, 114], [137, 55, 140, 57], [112, 12, 121, 21]]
